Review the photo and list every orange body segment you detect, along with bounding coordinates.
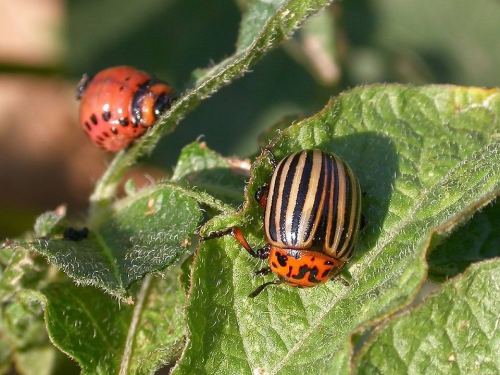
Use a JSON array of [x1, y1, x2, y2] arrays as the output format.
[[269, 247, 344, 287]]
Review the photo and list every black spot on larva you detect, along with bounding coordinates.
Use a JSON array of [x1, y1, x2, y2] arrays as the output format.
[[311, 256, 315, 261], [102, 132, 110, 138], [119, 86, 124, 91], [90, 114, 98, 125], [85, 122, 91, 131], [111, 127, 118, 134], [96, 136, 104, 142], [321, 268, 332, 278], [125, 76, 131, 81], [119, 117, 129, 126], [277, 253, 288, 267], [271, 262, 278, 269], [324, 260, 334, 266], [102, 111, 111, 121]]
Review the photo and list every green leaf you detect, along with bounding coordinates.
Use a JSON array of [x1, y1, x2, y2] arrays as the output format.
[[31, 185, 203, 300], [0, 247, 48, 303], [89, 0, 333, 214], [173, 85, 500, 375], [34, 205, 67, 238], [13, 345, 80, 375], [355, 259, 500, 374], [236, 0, 287, 52], [428, 199, 500, 281], [23, 274, 185, 375], [172, 141, 249, 207]]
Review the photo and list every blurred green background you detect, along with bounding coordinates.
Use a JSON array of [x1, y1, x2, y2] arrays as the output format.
[[1, 0, 500, 239]]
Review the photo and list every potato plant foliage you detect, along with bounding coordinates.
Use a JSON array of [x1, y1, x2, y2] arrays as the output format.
[[2, 1, 500, 375]]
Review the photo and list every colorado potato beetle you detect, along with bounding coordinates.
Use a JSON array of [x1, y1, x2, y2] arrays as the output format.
[[206, 149, 362, 297], [76, 66, 174, 152]]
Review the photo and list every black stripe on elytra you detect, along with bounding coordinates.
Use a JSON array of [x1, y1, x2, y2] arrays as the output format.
[[337, 162, 353, 256], [291, 151, 313, 246], [85, 122, 91, 131], [90, 114, 98, 125], [279, 154, 301, 243], [304, 152, 326, 241], [328, 156, 340, 249], [268, 160, 287, 242]]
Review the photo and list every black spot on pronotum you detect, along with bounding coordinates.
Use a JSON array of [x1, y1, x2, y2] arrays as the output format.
[[292, 265, 320, 283], [119, 117, 129, 126], [85, 122, 91, 131], [111, 127, 118, 134], [324, 260, 333, 266], [90, 114, 98, 125], [272, 262, 278, 269], [321, 268, 332, 278], [102, 132, 110, 138], [96, 135, 104, 142], [276, 253, 288, 267], [286, 266, 293, 277], [102, 111, 111, 121]]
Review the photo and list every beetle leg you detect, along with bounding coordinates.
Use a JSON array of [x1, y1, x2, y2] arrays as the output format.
[[254, 183, 269, 209], [232, 228, 270, 259], [202, 228, 270, 259], [249, 279, 283, 298], [264, 147, 277, 169], [253, 267, 272, 277]]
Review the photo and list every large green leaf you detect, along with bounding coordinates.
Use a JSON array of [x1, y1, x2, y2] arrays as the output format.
[[428, 199, 500, 281], [30, 185, 203, 300], [21, 273, 185, 375], [173, 85, 500, 375], [355, 259, 500, 374]]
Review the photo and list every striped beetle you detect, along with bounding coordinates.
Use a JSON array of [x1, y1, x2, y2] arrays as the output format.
[[206, 149, 362, 297]]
